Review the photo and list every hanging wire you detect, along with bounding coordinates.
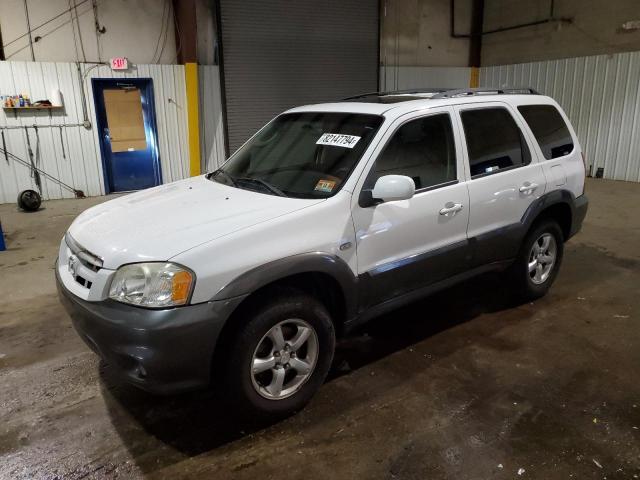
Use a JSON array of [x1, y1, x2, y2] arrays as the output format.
[[74, 1, 87, 62], [22, 0, 36, 61], [3, 0, 90, 48], [68, 0, 81, 62], [151, 0, 170, 63], [172, 2, 183, 64], [156, 7, 171, 64], [91, 0, 105, 62]]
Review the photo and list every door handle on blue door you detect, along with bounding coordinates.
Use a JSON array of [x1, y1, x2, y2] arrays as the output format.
[[439, 202, 463, 216]]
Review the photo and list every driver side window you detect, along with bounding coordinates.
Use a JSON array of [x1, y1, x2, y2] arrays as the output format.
[[369, 113, 457, 191]]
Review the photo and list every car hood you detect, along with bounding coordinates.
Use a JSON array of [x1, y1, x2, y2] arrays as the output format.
[[68, 176, 324, 269]]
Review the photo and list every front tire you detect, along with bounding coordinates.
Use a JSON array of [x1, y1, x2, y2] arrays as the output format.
[[511, 219, 564, 301], [220, 288, 335, 420]]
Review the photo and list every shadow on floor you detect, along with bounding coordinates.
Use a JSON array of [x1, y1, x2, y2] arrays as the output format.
[[100, 270, 525, 467]]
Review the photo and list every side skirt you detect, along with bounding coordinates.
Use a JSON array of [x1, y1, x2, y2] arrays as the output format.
[[344, 259, 513, 333]]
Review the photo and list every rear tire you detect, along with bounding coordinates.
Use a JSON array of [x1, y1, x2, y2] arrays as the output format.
[[510, 219, 564, 301], [219, 288, 335, 420]]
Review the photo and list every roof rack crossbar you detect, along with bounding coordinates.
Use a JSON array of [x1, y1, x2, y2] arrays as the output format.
[[430, 87, 540, 99], [341, 88, 452, 101]]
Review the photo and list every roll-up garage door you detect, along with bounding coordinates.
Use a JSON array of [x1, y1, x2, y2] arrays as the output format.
[[218, 0, 379, 153]]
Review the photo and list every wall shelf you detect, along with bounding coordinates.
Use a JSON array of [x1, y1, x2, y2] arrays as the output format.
[[3, 106, 63, 110], [3, 105, 64, 119]]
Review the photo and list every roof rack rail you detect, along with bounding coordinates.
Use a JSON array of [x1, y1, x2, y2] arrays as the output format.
[[341, 88, 452, 101], [430, 87, 540, 99]]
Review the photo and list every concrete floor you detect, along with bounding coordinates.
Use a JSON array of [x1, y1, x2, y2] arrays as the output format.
[[0, 178, 639, 479]]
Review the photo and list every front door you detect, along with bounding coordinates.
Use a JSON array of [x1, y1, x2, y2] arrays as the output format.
[[93, 78, 162, 193], [352, 108, 470, 309], [453, 102, 547, 266]]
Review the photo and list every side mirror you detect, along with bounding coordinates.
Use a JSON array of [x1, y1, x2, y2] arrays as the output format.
[[371, 175, 415, 203]]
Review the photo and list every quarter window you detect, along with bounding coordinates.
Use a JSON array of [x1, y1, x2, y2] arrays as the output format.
[[518, 105, 574, 159], [372, 114, 457, 190], [461, 107, 531, 177]]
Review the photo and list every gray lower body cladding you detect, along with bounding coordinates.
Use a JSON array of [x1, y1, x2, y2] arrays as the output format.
[[56, 268, 245, 394], [57, 192, 589, 394], [571, 194, 588, 238]]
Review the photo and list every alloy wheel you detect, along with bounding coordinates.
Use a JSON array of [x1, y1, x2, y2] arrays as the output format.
[[250, 319, 319, 400], [528, 232, 557, 285]]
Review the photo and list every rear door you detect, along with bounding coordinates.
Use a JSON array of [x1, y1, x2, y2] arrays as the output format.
[[453, 102, 547, 266], [516, 102, 585, 198], [352, 108, 470, 308]]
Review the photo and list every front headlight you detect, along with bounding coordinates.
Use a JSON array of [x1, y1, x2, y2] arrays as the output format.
[[109, 262, 195, 308]]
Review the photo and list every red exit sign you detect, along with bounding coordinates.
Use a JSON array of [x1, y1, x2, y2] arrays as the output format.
[[110, 57, 128, 70]]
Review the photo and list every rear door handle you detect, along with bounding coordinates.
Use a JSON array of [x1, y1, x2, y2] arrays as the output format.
[[439, 202, 463, 216], [519, 182, 538, 194]]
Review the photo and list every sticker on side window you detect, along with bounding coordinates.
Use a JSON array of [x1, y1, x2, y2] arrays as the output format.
[[316, 133, 361, 149], [314, 179, 337, 193]]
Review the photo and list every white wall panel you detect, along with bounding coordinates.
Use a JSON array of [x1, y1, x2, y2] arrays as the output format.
[[480, 51, 640, 183], [0, 61, 193, 204]]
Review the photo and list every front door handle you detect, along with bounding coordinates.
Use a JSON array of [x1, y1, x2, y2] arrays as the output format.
[[519, 182, 538, 194], [439, 202, 463, 216]]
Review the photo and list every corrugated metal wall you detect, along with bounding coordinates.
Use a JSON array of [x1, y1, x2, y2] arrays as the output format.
[[379, 66, 471, 91], [198, 65, 226, 172], [0, 61, 191, 204], [480, 51, 640, 182]]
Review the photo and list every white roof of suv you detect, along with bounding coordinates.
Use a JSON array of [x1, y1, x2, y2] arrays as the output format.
[[287, 87, 556, 119]]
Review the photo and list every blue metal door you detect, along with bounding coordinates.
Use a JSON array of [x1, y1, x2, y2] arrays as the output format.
[[93, 78, 162, 193]]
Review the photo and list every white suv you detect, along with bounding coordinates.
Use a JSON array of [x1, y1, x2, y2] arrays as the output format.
[[57, 88, 588, 418]]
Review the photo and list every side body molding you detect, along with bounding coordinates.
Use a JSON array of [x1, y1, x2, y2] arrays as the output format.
[[455, 190, 583, 270], [209, 191, 586, 334], [211, 252, 359, 320]]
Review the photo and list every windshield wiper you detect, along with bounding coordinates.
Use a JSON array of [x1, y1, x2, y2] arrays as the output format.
[[208, 169, 237, 186], [236, 177, 287, 197]]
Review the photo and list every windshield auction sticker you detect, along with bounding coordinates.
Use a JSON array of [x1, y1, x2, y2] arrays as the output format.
[[316, 133, 361, 148], [315, 179, 337, 193]]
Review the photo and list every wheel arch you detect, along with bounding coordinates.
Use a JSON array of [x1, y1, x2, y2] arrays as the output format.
[[521, 189, 576, 241], [212, 252, 358, 334], [209, 255, 357, 383]]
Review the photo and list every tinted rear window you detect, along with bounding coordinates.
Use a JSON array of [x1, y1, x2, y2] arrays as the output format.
[[460, 107, 531, 177], [518, 105, 574, 159]]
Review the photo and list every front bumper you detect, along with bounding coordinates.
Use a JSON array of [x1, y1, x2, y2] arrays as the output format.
[[56, 266, 246, 394]]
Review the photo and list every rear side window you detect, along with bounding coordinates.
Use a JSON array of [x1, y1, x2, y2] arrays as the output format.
[[460, 107, 531, 178], [373, 113, 457, 190], [518, 105, 574, 159]]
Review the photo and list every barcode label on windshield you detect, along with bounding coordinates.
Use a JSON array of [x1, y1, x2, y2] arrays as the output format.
[[316, 133, 361, 149]]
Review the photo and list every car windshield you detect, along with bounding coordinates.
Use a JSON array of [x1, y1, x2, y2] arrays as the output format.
[[207, 112, 384, 198]]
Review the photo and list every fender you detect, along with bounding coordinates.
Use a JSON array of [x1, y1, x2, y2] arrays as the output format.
[[521, 189, 587, 240], [211, 252, 359, 319]]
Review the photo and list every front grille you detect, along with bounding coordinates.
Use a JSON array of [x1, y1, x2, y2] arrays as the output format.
[[65, 233, 103, 289], [77, 251, 102, 272], [65, 233, 103, 272]]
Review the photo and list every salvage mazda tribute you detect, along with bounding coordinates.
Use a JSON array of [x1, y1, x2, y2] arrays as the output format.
[[57, 88, 588, 417]]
